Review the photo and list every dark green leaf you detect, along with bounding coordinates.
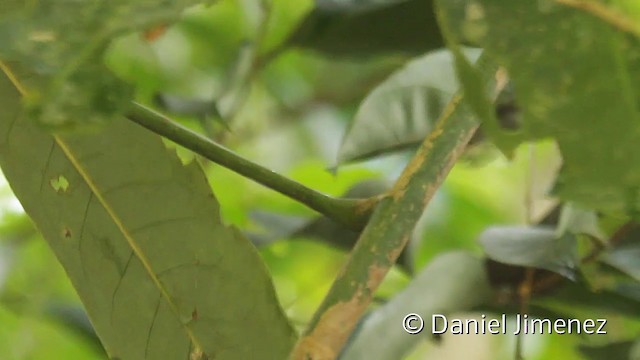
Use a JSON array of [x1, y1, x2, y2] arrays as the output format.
[[436, 0, 640, 212], [479, 226, 578, 279], [289, 0, 443, 56], [340, 251, 491, 360], [0, 68, 296, 359], [338, 48, 481, 165]]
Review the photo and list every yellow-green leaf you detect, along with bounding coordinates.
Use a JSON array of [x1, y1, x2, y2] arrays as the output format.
[[0, 67, 296, 359]]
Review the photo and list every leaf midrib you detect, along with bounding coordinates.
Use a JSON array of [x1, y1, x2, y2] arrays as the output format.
[[0, 60, 202, 351]]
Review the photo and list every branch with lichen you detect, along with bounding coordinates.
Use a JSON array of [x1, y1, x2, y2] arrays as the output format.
[[288, 93, 479, 359]]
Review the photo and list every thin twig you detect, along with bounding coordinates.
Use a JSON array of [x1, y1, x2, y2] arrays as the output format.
[[126, 102, 377, 231]]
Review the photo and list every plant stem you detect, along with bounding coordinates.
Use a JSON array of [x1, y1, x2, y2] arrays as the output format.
[[289, 93, 480, 359], [126, 102, 375, 231]]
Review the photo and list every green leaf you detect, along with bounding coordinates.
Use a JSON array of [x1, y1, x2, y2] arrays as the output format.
[[288, 0, 443, 56], [0, 69, 296, 359], [436, 0, 640, 212], [0, 1, 204, 128], [340, 251, 491, 360], [602, 244, 640, 282], [479, 226, 578, 279], [337, 48, 481, 165]]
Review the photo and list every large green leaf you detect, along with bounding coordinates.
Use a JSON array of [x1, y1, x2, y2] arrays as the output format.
[[0, 1, 205, 128], [288, 0, 443, 56], [337, 48, 481, 165], [340, 251, 491, 360], [0, 68, 296, 359], [436, 0, 640, 213]]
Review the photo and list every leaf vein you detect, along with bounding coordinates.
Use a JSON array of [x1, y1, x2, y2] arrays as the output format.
[[110, 251, 134, 325], [38, 142, 56, 193], [79, 192, 95, 282], [53, 137, 202, 349], [145, 294, 163, 359]]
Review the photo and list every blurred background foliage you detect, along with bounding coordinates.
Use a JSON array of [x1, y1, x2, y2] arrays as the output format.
[[0, 0, 639, 359]]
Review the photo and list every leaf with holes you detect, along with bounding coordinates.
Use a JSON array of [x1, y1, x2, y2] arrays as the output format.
[[479, 226, 578, 279], [0, 0, 204, 128], [0, 67, 296, 359], [337, 48, 481, 165], [436, 0, 640, 213]]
